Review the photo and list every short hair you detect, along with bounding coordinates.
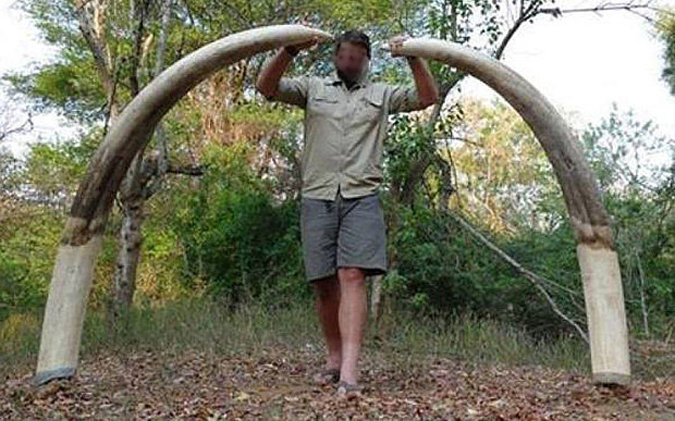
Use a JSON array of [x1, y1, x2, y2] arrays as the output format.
[[334, 30, 371, 59]]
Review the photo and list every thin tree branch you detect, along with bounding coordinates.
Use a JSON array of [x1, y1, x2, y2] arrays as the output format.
[[447, 211, 590, 343], [540, 2, 654, 16], [0, 113, 33, 142], [166, 163, 205, 176]]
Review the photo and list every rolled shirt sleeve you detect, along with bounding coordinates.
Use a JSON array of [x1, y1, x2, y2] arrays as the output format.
[[386, 84, 425, 114], [264, 76, 310, 108]]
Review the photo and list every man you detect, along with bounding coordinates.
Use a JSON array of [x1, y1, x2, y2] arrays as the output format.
[[255, 30, 438, 394]]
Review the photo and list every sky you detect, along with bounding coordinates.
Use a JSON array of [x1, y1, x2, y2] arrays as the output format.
[[458, 0, 675, 139], [0, 0, 73, 157], [1, 0, 674, 159]]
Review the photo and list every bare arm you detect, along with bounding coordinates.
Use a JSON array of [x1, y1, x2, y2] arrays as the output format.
[[255, 47, 296, 99], [255, 38, 322, 99], [388, 36, 439, 108], [405, 56, 438, 107]]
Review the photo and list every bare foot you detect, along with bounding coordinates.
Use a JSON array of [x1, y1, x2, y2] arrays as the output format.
[[312, 367, 340, 385], [336, 380, 365, 397]]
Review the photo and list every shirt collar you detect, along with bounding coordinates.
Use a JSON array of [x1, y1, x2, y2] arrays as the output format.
[[326, 69, 370, 89]]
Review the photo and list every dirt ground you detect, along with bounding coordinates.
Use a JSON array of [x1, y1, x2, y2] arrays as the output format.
[[2, 347, 673, 420]]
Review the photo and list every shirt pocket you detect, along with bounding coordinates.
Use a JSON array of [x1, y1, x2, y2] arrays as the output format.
[[357, 88, 385, 122], [308, 91, 339, 117]]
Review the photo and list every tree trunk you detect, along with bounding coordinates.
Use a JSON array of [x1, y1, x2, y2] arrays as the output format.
[[111, 0, 174, 317], [369, 274, 384, 331], [112, 152, 146, 316], [635, 252, 650, 337]]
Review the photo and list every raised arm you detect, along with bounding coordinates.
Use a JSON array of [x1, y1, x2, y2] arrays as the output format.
[[255, 38, 321, 99], [388, 36, 439, 108], [405, 56, 438, 107]]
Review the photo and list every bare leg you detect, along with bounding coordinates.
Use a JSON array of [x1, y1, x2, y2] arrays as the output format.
[[312, 274, 342, 370], [337, 267, 368, 385]]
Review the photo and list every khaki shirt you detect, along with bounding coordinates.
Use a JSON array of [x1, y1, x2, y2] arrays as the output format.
[[265, 69, 427, 200]]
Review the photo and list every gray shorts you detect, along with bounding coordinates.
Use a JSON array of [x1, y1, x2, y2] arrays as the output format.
[[300, 188, 388, 283]]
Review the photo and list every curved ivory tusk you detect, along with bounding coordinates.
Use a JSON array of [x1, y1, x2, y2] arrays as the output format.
[[393, 38, 630, 385], [68, 24, 332, 245], [390, 39, 613, 245], [34, 24, 332, 386]]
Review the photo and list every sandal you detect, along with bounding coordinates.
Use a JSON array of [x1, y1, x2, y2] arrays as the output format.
[[313, 367, 340, 385], [336, 380, 365, 396]]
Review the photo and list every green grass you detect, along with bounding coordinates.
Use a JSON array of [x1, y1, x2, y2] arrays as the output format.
[[373, 308, 590, 374], [1, 296, 668, 382]]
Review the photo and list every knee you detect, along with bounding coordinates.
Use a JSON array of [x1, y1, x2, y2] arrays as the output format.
[[312, 274, 339, 299], [338, 267, 365, 284]]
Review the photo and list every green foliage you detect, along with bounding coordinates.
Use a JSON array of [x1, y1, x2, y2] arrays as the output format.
[[30, 57, 105, 120], [581, 103, 670, 193], [451, 98, 560, 234], [170, 142, 307, 306], [384, 202, 584, 338], [384, 114, 436, 190], [0, 149, 22, 192], [0, 252, 30, 319], [656, 7, 675, 95], [500, 223, 584, 334], [22, 127, 101, 200], [0, 127, 113, 316], [381, 100, 674, 340], [387, 205, 499, 317], [0, 207, 64, 319], [312, 0, 400, 29]]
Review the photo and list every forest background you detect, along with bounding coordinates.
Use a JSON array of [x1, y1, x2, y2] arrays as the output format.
[[1, 0, 673, 382]]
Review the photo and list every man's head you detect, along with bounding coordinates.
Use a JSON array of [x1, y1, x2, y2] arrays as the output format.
[[333, 30, 371, 82]]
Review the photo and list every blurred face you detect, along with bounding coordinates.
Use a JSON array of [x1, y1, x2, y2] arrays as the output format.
[[333, 41, 369, 81]]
